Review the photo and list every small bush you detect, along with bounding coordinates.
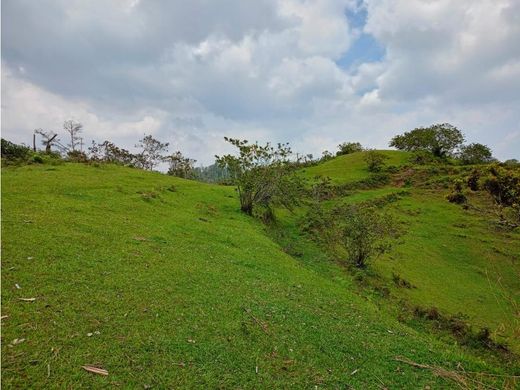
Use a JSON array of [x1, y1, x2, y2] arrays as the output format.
[[446, 179, 467, 204], [336, 142, 363, 156], [466, 168, 480, 191], [1, 138, 31, 161], [364, 150, 389, 172]]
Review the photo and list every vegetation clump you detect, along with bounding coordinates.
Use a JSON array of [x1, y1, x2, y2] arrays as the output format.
[[458, 143, 494, 165], [390, 123, 465, 158], [337, 141, 363, 156], [364, 149, 389, 172], [446, 179, 468, 204], [302, 202, 400, 268], [216, 137, 303, 218]]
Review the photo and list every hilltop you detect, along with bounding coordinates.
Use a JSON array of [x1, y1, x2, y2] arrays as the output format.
[[1, 153, 519, 388]]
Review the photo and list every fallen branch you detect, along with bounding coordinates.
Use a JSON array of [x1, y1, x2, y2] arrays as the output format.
[[82, 365, 108, 376]]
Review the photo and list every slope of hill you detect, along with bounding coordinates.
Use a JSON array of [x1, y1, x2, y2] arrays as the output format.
[[300, 150, 411, 183], [1, 162, 518, 388]]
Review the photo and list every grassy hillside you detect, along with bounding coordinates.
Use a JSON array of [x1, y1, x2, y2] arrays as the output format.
[[2, 163, 515, 388], [300, 150, 411, 183], [296, 150, 520, 353]]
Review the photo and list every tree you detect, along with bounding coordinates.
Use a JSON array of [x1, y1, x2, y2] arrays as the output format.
[[135, 134, 169, 171], [337, 142, 363, 156], [88, 140, 135, 165], [215, 137, 303, 217], [63, 120, 83, 152], [364, 150, 388, 172], [35, 129, 60, 154], [338, 205, 399, 268], [390, 123, 465, 158], [166, 151, 197, 179], [458, 143, 493, 165], [320, 150, 334, 162]]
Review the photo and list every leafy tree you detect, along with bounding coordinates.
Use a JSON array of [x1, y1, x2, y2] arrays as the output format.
[[166, 151, 196, 179], [320, 150, 334, 162], [504, 159, 519, 166], [337, 142, 363, 156], [88, 140, 135, 165], [338, 205, 399, 268], [458, 143, 493, 165], [364, 150, 389, 172], [390, 123, 465, 158], [63, 120, 83, 152], [135, 134, 169, 171], [215, 137, 303, 217]]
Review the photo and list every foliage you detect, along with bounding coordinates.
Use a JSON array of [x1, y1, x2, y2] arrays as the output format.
[[504, 159, 519, 166], [215, 137, 303, 216], [1, 138, 31, 162], [88, 140, 135, 165], [67, 150, 88, 162], [409, 150, 439, 165], [166, 151, 196, 179], [446, 179, 467, 204], [364, 149, 389, 172], [467, 169, 480, 191], [338, 205, 400, 268], [309, 175, 335, 201], [320, 150, 334, 162], [135, 134, 169, 171], [192, 163, 231, 183], [483, 165, 520, 207], [63, 120, 83, 152], [337, 142, 363, 156], [458, 143, 493, 165], [302, 202, 399, 268], [390, 123, 464, 158]]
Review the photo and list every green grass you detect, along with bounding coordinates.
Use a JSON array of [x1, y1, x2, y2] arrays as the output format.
[[2, 163, 512, 388], [300, 150, 411, 183], [376, 190, 520, 351]]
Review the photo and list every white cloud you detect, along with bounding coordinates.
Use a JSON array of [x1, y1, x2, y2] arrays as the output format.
[[1, 0, 519, 162]]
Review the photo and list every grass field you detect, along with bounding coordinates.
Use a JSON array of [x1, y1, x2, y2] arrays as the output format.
[[298, 150, 520, 354], [300, 150, 411, 183], [1, 161, 519, 388]]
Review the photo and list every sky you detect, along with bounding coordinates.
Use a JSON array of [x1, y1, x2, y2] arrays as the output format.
[[2, 0, 520, 165]]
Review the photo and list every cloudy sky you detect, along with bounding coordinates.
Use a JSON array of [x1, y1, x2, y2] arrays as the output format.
[[2, 0, 519, 164]]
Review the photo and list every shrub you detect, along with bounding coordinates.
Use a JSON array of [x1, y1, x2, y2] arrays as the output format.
[[336, 142, 363, 156], [364, 150, 389, 172], [482, 165, 520, 207], [446, 179, 467, 204], [339, 205, 399, 268], [467, 169, 480, 191], [67, 150, 89, 162], [216, 138, 304, 218], [1, 139, 31, 163], [458, 143, 493, 165]]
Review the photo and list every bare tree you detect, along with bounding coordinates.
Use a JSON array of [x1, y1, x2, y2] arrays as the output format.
[[35, 129, 60, 153], [63, 120, 83, 152]]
